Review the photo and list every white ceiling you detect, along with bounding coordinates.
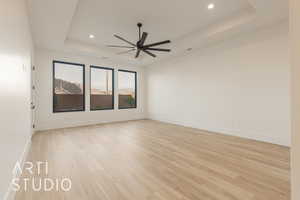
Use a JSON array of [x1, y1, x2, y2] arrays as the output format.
[[27, 0, 288, 67]]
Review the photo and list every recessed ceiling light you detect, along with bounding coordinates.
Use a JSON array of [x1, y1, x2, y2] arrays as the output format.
[[89, 34, 95, 39], [208, 3, 215, 10]]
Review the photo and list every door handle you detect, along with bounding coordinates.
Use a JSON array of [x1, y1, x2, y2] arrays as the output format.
[[31, 102, 35, 110]]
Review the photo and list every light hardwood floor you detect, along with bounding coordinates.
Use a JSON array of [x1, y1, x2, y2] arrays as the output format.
[[15, 120, 290, 200]]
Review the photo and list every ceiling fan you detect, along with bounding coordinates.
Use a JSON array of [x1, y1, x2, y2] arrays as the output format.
[[107, 23, 171, 58]]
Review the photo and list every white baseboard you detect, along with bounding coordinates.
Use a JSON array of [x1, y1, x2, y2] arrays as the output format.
[[148, 116, 290, 147], [36, 117, 147, 131], [4, 138, 32, 200]]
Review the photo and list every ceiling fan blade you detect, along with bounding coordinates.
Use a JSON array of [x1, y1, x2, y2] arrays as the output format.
[[117, 49, 136, 55], [107, 45, 135, 48], [114, 34, 136, 46], [142, 49, 156, 58], [135, 49, 141, 58], [143, 40, 171, 48], [139, 32, 148, 46], [145, 48, 171, 52]]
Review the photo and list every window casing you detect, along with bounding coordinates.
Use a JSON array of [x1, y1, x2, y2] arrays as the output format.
[[90, 66, 114, 111], [118, 70, 137, 109], [53, 61, 85, 113]]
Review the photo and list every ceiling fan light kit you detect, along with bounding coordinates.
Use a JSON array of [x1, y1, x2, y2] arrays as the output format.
[[107, 23, 171, 58]]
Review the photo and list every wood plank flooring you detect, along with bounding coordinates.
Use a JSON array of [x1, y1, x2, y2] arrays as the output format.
[[15, 120, 290, 200]]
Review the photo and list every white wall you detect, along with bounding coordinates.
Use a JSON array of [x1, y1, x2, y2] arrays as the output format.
[[290, 0, 300, 198], [35, 49, 146, 130], [0, 0, 34, 199], [146, 23, 291, 146]]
